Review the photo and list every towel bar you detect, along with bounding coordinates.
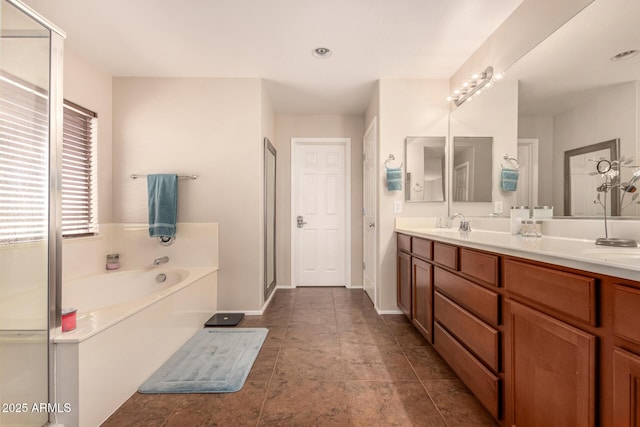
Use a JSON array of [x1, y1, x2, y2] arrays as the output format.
[[130, 174, 197, 180]]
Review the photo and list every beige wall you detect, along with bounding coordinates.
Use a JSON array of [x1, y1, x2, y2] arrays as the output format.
[[64, 49, 113, 224], [112, 77, 265, 311], [377, 79, 450, 312], [275, 114, 364, 288]]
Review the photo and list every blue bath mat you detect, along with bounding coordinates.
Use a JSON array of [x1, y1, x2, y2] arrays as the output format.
[[138, 328, 268, 393]]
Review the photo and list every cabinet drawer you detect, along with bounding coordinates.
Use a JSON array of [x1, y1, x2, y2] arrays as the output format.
[[435, 292, 499, 372], [411, 237, 432, 260], [433, 242, 458, 269], [613, 285, 640, 345], [461, 248, 499, 287], [434, 267, 499, 325], [504, 259, 597, 326], [434, 323, 500, 419], [397, 233, 411, 252]]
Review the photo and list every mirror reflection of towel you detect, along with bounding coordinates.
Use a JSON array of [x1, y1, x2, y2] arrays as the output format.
[[147, 174, 178, 238], [500, 168, 519, 192], [386, 167, 402, 191]]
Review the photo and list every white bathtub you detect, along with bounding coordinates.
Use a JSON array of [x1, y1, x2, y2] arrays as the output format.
[[54, 266, 218, 427]]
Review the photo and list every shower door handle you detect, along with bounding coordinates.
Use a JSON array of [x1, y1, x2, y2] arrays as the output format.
[[297, 216, 307, 228]]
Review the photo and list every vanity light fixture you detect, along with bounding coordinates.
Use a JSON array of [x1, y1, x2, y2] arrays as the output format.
[[312, 47, 332, 59], [447, 66, 496, 106]]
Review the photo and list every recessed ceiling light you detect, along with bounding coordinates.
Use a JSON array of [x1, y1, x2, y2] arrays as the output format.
[[312, 47, 332, 59], [611, 49, 639, 61]]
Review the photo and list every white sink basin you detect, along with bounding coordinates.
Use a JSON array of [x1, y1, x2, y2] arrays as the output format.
[[579, 248, 640, 261]]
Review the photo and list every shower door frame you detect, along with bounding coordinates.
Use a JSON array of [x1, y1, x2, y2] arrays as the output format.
[[4, 1, 66, 425]]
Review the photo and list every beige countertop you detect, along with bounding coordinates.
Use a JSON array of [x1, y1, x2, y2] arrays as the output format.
[[395, 219, 640, 282]]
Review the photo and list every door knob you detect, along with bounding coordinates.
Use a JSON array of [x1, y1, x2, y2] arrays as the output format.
[[297, 215, 307, 228], [369, 222, 375, 228]]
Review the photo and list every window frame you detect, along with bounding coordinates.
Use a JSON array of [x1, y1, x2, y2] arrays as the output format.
[[61, 99, 98, 239]]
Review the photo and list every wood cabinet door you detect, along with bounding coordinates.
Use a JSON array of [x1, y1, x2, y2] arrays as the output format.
[[505, 300, 596, 427], [397, 250, 411, 318], [614, 347, 640, 427], [412, 257, 432, 342]]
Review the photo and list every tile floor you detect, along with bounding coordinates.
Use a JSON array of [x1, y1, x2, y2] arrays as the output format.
[[102, 287, 498, 426]]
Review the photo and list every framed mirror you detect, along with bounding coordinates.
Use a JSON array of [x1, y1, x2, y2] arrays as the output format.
[[564, 139, 619, 216], [404, 136, 446, 202], [452, 136, 493, 202], [264, 138, 276, 300]]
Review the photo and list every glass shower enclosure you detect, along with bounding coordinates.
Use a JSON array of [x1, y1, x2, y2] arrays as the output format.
[[0, 1, 64, 426]]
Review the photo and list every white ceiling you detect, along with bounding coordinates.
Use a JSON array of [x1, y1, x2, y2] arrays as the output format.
[[22, 0, 523, 114]]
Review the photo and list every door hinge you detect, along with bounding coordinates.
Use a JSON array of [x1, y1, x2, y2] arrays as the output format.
[[363, 262, 366, 270], [363, 153, 366, 162]]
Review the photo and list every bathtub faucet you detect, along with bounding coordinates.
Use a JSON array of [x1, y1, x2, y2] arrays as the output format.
[[153, 256, 169, 266]]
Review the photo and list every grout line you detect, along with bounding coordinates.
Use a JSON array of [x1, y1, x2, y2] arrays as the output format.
[[255, 293, 293, 426]]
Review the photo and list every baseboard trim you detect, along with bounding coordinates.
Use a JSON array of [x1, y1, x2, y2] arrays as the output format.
[[217, 310, 265, 316], [376, 309, 404, 315]]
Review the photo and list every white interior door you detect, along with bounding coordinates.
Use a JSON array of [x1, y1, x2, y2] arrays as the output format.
[[570, 148, 610, 216], [517, 139, 539, 208], [292, 139, 350, 286], [363, 118, 377, 305], [453, 162, 470, 201]]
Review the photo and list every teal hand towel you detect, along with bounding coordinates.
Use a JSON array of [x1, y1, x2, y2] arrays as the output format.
[[386, 167, 402, 191], [147, 174, 178, 238], [500, 168, 519, 192]]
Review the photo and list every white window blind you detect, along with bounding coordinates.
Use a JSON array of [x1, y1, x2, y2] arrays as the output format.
[[62, 100, 97, 237], [0, 73, 49, 243], [0, 72, 98, 243]]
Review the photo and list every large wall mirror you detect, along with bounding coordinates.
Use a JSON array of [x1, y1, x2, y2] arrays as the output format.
[[508, 0, 640, 217], [404, 136, 446, 202], [264, 138, 276, 300]]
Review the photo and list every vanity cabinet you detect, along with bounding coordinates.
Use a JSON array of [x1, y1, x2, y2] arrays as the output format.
[[505, 300, 596, 427], [613, 348, 640, 427], [503, 258, 598, 427], [396, 234, 433, 342], [612, 285, 640, 426], [397, 231, 640, 426], [397, 233, 504, 418], [412, 257, 433, 342], [431, 246, 503, 420], [397, 246, 412, 318]]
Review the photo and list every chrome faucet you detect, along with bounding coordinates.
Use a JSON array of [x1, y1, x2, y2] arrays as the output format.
[[450, 212, 471, 232], [153, 256, 169, 266]]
